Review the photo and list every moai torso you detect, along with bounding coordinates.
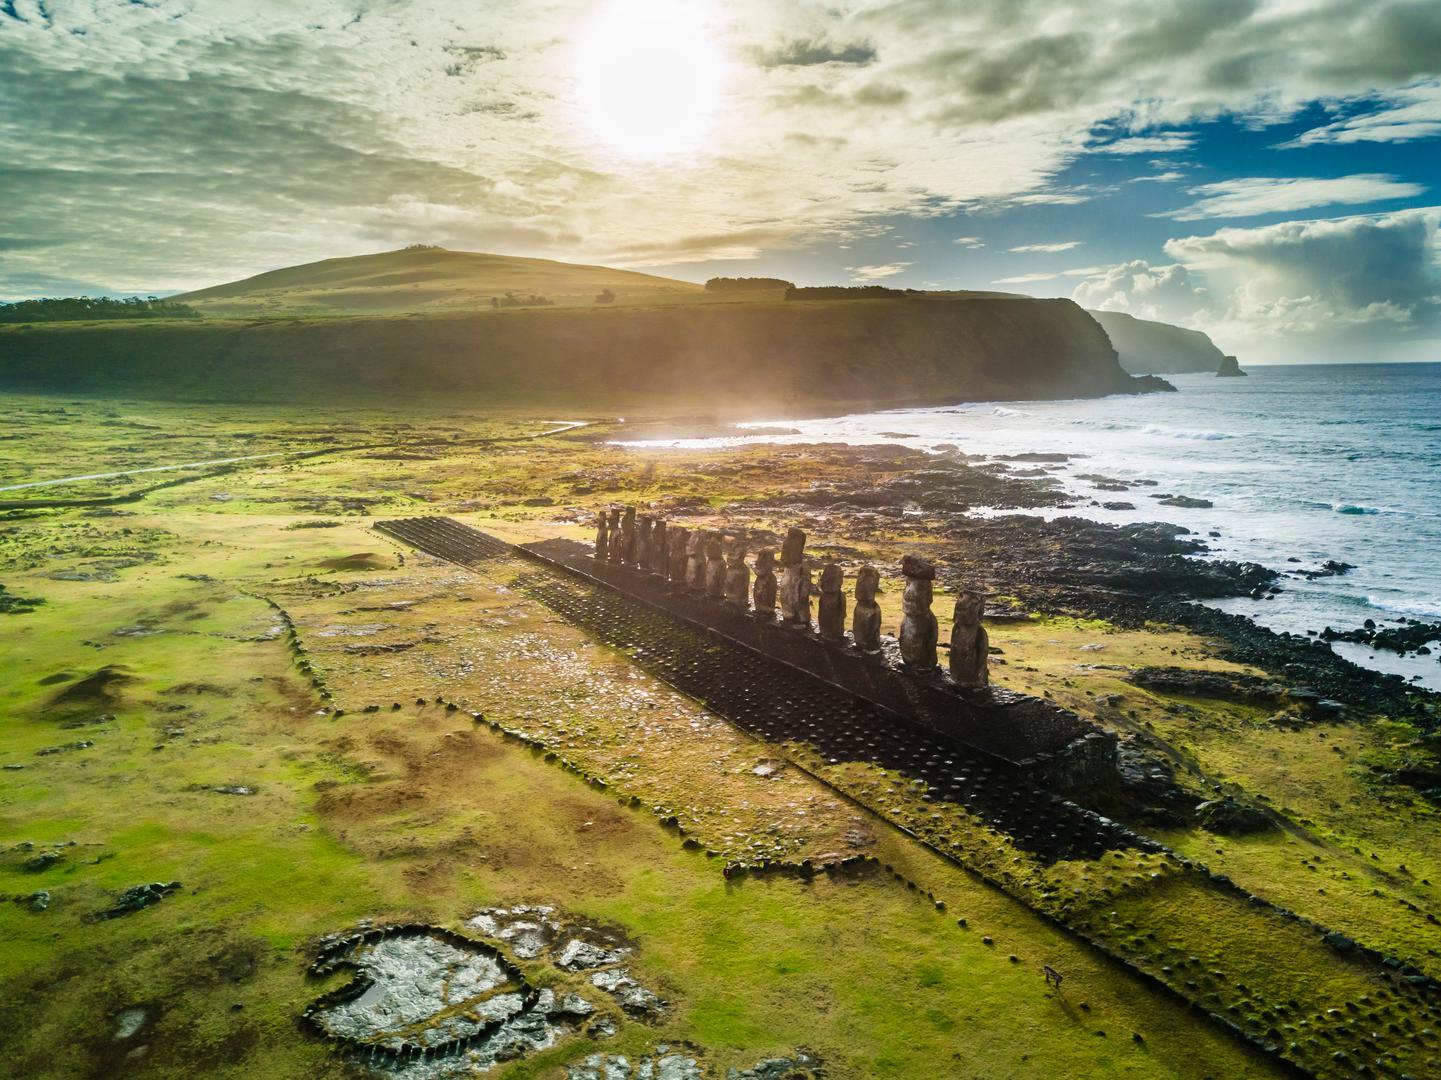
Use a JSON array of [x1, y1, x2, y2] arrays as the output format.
[[686, 531, 707, 591], [852, 564, 882, 652], [705, 533, 726, 598], [606, 508, 623, 564], [724, 535, 750, 608], [635, 514, 653, 571], [667, 527, 690, 585], [949, 589, 989, 688], [752, 548, 777, 618], [817, 562, 846, 641], [899, 554, 938, 671], [649, 519, 668, 576], [593, 511, 609, 562], [778, 527, 812, 628], [619, 507, 638, 567]]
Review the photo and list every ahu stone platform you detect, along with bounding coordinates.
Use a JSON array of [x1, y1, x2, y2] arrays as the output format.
[[377, 515, 1119, 792]]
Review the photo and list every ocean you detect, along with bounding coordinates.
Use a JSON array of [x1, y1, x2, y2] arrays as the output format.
[[620, 362, 1441, 691]]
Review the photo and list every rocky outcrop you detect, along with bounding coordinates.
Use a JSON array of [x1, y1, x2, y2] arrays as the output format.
[[1089, 309, 1227, 375], [1216, 354, 1247, 377], [1, 296, 1171, 410]]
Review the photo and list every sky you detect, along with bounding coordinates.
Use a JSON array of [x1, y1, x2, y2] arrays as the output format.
[[2, 0, 1440, 363]]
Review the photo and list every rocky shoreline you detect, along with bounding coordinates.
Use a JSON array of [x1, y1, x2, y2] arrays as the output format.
[[636, 440, 1435, 723]]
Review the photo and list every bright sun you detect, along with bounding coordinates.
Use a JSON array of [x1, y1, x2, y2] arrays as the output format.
[[575, 0, 726, 160]]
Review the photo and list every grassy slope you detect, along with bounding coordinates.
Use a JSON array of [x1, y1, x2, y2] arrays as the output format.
[[175, 247, 702, 316], [0, 423, 1281, 1079], [0, 296, 1141, 412]]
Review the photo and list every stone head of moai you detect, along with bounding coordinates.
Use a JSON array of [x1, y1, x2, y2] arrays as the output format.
[[649, 518, 668, 575], [949, 588, 989, 689], [685, 530, 708, 591], [898, 554, 938, 671], [854, 564, 880, 605], [606, 507, 623, 563], [852, 563, 882, 652], [635, 514, 653, 567], [817, 562, 846, 641], [752, 547, 778, 618], [780, 526, 807, 566], [593, 511, 610, 560], [954, 588, 985, 626], [723, 534, 750, 608], [704, 532, 726, 598], [667, 526, 690, 584]]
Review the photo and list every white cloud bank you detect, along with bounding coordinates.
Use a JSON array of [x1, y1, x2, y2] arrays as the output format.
[[1076, 208, 1441, 361], [1, 0, 1440, 298], [1159, 174, 1426, 221]]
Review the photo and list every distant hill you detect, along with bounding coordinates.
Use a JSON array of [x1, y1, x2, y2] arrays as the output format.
[[1088, 309, 1227, 375], [175, 246, 701, 315], [0, 296, 1169, 411]]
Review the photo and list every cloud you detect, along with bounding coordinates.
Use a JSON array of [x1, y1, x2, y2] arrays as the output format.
[[1, 0, 1440, 295], [756, 39, 876, 67], [1071, 260, 1209, 320], [1286, 80, 1441, 145], [1008, 241, 1081, 253], [1078, 208, 1441, 360], [952, 236, 985, 248], [848, 262, 911, 280], [1127, 170, 1186, 183], [1158, 174, 1426, 220], [993, 272, 1059, 284], [1089, 132, 1195, 154]]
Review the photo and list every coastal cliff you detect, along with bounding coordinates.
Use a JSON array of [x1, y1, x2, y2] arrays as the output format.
[[0, 296, 1167, 410], [1089, 309, 1227, 375]]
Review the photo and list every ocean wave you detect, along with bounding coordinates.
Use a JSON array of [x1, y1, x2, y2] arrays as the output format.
[[1330, 502, 1403, 516], [1140, 425, 1234, 441], [991, 406, 1027, 417]]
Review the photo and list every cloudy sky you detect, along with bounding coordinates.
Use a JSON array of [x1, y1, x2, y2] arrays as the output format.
[[3, 0, 1440, 362]]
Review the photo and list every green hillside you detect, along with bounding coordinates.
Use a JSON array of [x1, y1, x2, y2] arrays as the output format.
[[175, 245, 702, 315], [0, 296, 1165, 411]]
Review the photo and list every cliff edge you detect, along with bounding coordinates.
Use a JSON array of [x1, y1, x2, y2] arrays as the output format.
[[1088, 309, 1227, 375], [0, 296, 1169, 411]]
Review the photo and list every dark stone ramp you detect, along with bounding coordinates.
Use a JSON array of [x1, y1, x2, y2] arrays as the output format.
[[375, 516, 1149, 864]]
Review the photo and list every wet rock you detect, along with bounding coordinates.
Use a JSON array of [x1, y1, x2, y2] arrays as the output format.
[[1154, 495, 1214, 509], [113, 1008, 147, 1041], [1195, 797, 1274, 835], [558, 938, 631, 971], [589, 968, 665, 1018], [467, 906, 561, 960], [90, 881, 181, 921], [36, 739, 95, 756]]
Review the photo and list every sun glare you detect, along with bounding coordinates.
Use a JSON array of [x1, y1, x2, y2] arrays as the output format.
[[575, 0, 726, 160]]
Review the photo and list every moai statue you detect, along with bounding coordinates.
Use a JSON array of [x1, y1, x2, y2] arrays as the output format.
[[898, 554, 938, 672], [778, 527, 812, 629], [723, 534, 750, 609], [685, 530, 708, 591], [649, 518, 668, 576], [593, 511, 610, 562], [817, 562, 846, 641], [667, 526, 690, 585], [752, 548, 778, 618], [705, 533, 727, 598], [949, 588, 990, 689], [618, 506, 638, 567], [606, 507, 623, 564], [635, 514, 653, 572], [852, 564, 882, 653]]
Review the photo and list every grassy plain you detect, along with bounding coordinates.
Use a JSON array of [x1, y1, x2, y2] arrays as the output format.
[[2, 394, 1438, 1078]]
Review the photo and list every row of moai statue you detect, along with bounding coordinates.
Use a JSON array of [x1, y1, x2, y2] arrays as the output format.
[[593, 508, 989, 688]]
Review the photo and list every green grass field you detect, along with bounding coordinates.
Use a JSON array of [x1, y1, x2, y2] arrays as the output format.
[[2, 394, 1438, 1078]]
